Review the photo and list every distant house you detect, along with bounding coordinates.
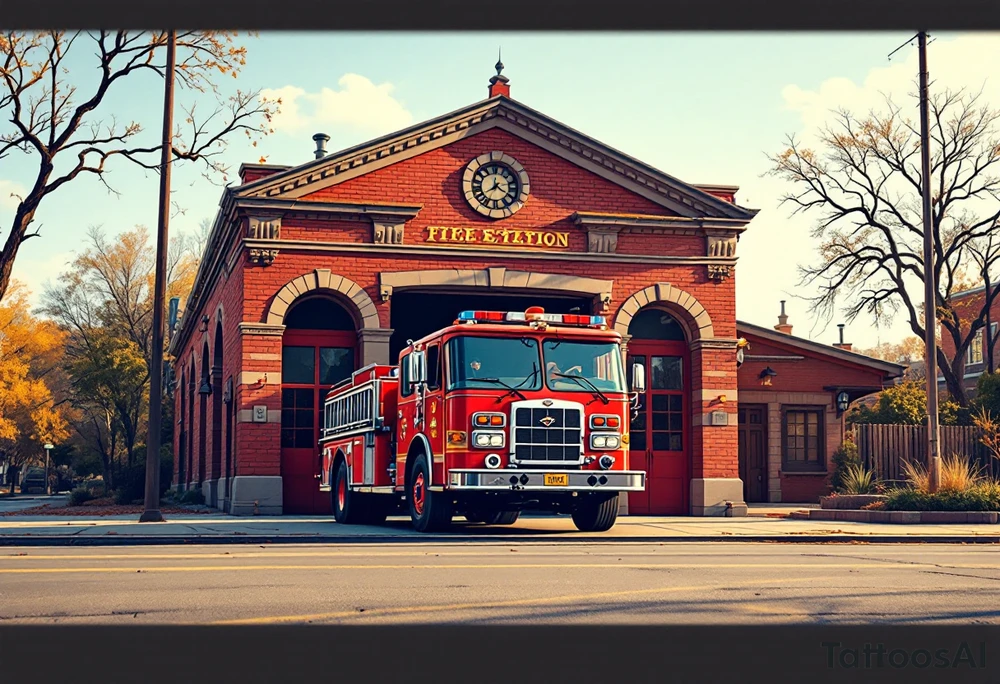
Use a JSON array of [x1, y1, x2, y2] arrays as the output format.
[[939, 284, 1000, 396]]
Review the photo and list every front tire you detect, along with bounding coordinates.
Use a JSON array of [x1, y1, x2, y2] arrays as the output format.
[[571, 493, 619, 532], [408, 453, 452, 533]]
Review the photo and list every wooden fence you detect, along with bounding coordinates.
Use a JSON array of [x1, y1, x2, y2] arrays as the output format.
[[851, 424, 1000, 481]]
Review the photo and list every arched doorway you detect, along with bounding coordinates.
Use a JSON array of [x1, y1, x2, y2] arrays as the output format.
[[626, 307, 690, 515], [280, 295, 358, 514]]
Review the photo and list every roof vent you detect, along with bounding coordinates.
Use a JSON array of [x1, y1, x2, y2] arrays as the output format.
[[313, 133, 330, 159]]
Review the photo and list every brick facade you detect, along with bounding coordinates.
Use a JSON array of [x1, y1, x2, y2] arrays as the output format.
[[940, 285, 1000, 396], [167, 75, 898, 515]]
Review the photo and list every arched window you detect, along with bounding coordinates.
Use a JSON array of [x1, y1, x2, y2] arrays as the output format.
[[628, 307, 686, 341]]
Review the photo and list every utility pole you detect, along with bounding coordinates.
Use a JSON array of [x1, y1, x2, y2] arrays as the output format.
[[140, 30, 176, 523], [918, 30, 941, 494]]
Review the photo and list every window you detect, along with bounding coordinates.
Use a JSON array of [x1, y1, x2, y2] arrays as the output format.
[[542, 340, 627, 393], [426, 345, 440, 391], [319, 347, 353, 386], [400, 354, 413, 397], [446, 336, 542, 391], [282, 346, 315, 384], [968, 330, 984, 366], [782, 408, 825, 472], [281, 388, 315, 449]]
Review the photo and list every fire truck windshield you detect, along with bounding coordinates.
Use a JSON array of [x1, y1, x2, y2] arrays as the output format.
[[446, 336, 543, 391], [542, 340, 626, 394]]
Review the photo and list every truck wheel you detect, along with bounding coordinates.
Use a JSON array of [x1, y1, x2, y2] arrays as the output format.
[[332, 460, 365, 525], [408, 453, 452, 533], [483, 510, 519, 525], [571, 493, 619, 532]]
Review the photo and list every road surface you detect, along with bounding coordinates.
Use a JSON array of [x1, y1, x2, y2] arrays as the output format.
[[1, 542, 998, 624]]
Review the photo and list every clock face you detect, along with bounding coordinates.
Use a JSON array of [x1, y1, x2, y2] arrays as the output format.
[[462, 152, 530, 219]]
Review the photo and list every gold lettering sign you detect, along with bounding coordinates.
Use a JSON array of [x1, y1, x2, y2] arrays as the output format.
[[426, 226, 569, 249]]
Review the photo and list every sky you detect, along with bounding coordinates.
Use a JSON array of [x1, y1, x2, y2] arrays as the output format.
[[3, 31, 1000, 350]]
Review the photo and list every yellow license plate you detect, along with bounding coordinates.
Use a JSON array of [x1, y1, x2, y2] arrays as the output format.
[[544, 474, 568, 486]]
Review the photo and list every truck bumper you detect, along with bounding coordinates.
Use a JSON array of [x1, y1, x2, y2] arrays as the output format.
[[447, 469, 646, 492]]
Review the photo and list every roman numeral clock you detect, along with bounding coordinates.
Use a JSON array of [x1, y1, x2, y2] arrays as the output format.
[[462, 152, 531, 219]]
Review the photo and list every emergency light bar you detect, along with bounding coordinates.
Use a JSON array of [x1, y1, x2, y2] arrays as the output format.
[[456, 308, 607, 328]]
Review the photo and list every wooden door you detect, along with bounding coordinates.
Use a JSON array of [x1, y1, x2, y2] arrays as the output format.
[[738, 404, 768, 503], [626, 340, 690, 515], [280, 330, 356, 514]]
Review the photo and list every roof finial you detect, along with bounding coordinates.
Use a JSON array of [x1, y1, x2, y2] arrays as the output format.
[[488, 47, 511, 98], [496, 47, 504, 76]]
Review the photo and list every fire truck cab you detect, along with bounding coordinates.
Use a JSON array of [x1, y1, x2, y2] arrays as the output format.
[[318, 307, 647, 533]]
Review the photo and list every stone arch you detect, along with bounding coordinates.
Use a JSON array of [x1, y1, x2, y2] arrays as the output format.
[[613, 283, 714, 343], [266, 269, 380, 330], [378, 266, 614, 310]]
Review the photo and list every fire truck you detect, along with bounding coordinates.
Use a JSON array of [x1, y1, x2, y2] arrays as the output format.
[[317, 306, 647, 533]]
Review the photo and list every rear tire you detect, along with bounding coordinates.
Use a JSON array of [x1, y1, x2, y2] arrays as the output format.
[[483, 510, 519, 525], [407, 453, 452, 533], [571, 493, 619, 532], [331, 459, 365, 525]]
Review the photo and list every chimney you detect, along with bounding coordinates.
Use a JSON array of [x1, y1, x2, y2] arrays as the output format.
[[313, 133, 330, 159], [488, 48, 510, 99], [774, 300, 793, 335], [833, 323, 852, 351]]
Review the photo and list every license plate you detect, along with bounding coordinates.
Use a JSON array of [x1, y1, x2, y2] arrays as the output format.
[[544, 473, 568, 486]]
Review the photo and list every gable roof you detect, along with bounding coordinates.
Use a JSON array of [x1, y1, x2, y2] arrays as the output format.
[[736, 320, 906, 377], [235, 94, 758, 222]]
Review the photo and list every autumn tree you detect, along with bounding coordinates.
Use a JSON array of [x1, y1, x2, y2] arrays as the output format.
[[848, 380, 963, 426], [40, 225, 198, 487], [769, 88, 1000, 407], [0, 281, 69, 481], [0, 31, 278, 302]]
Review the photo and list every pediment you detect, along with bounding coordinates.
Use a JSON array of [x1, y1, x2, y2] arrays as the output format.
[[236, 96, 757, 222]]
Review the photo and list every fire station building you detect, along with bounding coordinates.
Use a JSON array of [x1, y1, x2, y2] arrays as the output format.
[[167, 66, 904, 517]]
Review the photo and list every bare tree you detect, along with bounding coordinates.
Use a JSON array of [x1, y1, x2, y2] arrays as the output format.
[[0, 31, 279, 302], [768, 87, 1000, 406]]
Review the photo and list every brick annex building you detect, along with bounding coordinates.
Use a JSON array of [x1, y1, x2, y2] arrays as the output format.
[[168, 66, 904, 516]]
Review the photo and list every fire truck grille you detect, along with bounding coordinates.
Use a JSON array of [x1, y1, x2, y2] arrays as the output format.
[[512, 406, 582, 463]]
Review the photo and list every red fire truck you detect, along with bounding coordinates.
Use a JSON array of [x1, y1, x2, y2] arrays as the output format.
[[317, 306, 647, 533]]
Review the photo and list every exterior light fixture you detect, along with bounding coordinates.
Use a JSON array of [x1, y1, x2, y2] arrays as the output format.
[[759, 367, 777, 387], [199, 315, 209, 332], [199, 378, 213, 395], [836, 391, 850, 413]]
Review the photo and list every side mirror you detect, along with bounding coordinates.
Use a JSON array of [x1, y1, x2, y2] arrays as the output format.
[[408, 350, 427, 385], [631, 363, 646, 394]]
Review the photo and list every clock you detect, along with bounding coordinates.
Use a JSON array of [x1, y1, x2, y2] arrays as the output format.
[[462, 151, 530, 219]]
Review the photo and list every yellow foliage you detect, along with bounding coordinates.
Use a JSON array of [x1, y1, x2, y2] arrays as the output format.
[[0, 282, 69, 449]]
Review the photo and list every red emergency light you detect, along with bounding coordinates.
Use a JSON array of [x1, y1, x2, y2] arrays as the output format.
[[456, 307, 607, 328]]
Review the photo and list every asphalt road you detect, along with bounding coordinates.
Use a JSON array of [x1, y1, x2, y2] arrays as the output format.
[[1, 542, 998, 625]]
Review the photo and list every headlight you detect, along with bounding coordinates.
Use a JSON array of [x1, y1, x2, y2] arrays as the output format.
[[590, 434, 621, 450], [472, 430, 505, 449]]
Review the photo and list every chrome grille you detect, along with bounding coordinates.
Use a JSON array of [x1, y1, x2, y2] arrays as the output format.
[[511, 401, 584, 464]]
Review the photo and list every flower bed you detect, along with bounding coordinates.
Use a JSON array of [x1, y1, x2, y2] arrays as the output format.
[[0, 498, 217, 517], [819, 494, 887, 510]]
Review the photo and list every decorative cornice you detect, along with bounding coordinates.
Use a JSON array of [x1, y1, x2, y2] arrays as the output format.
[[690, 338, 740, 352], [572, 211, 748, 232], [235, 197, 423, 221], [238, 322, 286, 337], [245, 238, 740, 267]]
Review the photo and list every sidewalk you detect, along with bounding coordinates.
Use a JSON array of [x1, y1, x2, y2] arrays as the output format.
[[1, 508, 998, 545]]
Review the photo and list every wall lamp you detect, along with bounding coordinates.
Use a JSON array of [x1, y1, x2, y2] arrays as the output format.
[[199, 315, 209, 332], [759, 367, 777, 387], [199, 378, 213, 395], [836, 391, 851, 413]]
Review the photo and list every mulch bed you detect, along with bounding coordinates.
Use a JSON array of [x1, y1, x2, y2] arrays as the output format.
[[0, 496, 218, 517]]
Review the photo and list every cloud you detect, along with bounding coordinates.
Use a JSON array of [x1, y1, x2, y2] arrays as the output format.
[[738, 33, 1000, 348], [261, 73, 413, 138], [0, 179, 26, 211]]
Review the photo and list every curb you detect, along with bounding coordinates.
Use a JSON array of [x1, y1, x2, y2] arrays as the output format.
[[1, 534, 998, 546]]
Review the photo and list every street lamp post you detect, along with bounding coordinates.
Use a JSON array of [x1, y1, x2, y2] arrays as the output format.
[[140, 29, 176, 523], [44, 443, 54, 496]]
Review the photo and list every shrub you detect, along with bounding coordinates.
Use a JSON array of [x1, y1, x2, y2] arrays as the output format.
[[901, 459, 930, 494], [882, 484, 1000, 511], [939, 453, 985, 492], [69, 487, 95, 507], [180, 489, 205, 505], [830, 438, 862, 493], [840, 463, 879, 494]]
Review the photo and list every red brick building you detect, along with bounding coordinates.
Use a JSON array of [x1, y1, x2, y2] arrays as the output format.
[[735, 307, 904, 504], [939, 285, 1000, 396], [167, 67, 902, 515]]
